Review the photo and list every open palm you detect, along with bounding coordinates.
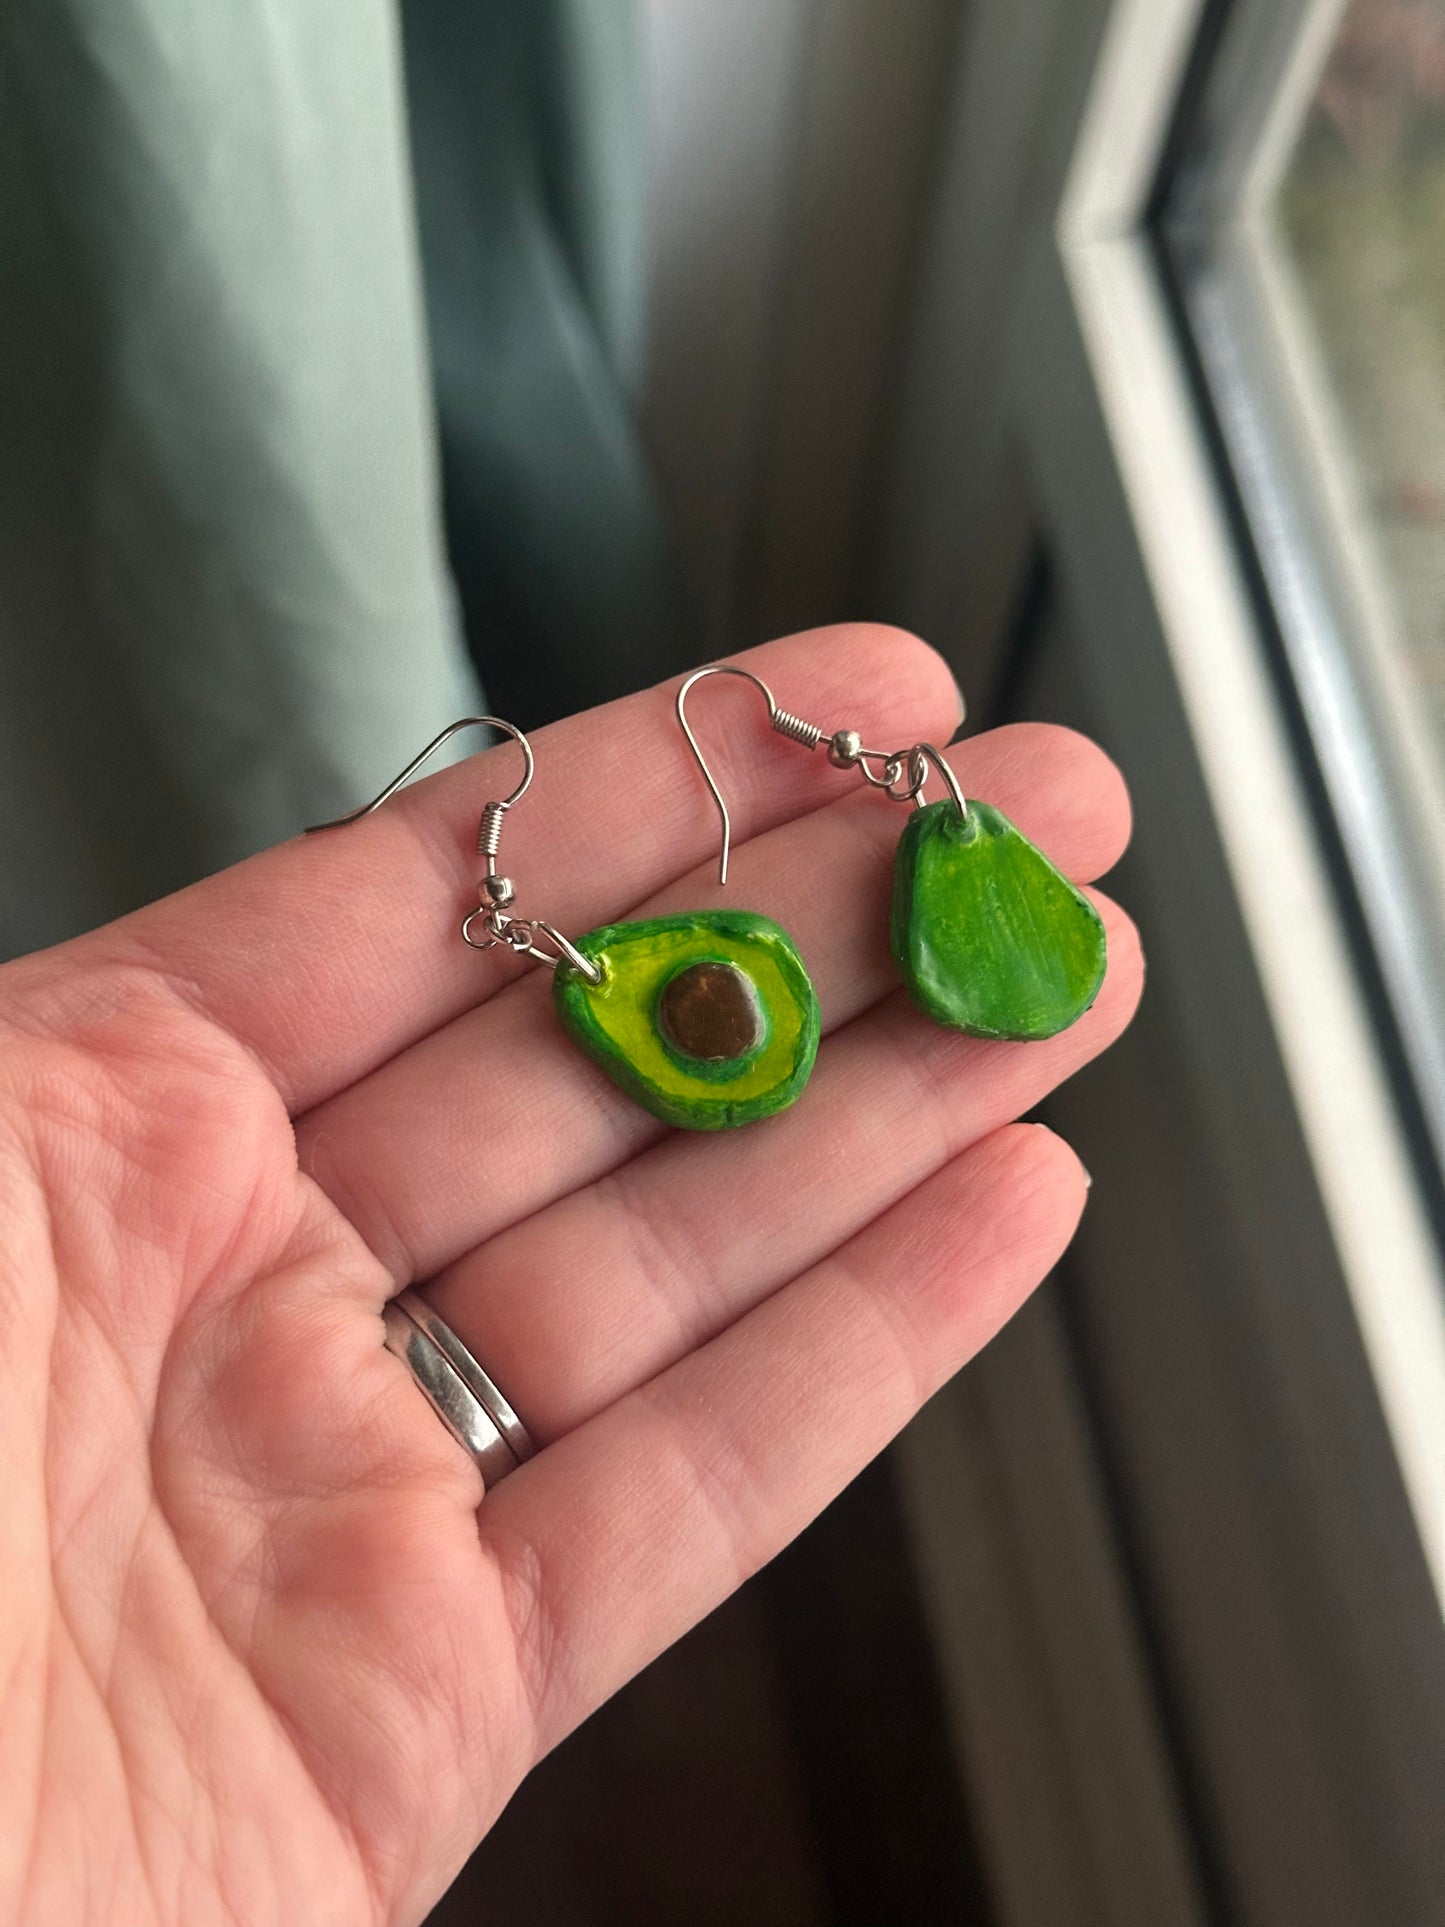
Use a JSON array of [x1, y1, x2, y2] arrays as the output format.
[[0, 627, 1139, 1927]]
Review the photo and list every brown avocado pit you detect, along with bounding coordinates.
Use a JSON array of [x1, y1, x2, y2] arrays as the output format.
[[656, 960, 763, 1062]]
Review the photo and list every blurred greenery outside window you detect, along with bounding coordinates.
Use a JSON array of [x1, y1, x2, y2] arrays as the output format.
[[1166, 0, 1445, 1190], [1282, 0, 1445, 815]]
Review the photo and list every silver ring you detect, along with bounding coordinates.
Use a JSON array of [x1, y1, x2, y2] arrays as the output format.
[[393, 1289, 536, 1467], [382, 1291, 535, 1487]]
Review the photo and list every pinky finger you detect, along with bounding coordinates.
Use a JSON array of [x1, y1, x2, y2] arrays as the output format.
[[480, 1122, 1089, 1760]]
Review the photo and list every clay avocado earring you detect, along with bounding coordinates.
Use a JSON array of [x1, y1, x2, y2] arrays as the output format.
[[309, 717, 819, 1130], [676, 666, 1106, 1042]]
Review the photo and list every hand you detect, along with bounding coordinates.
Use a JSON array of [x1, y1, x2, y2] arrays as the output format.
[[0, 626, 1139, 1926]]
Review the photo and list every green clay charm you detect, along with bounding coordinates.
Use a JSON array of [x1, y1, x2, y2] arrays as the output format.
[[890, 799, 1106, 1041], [554, 909, 820, 1130]]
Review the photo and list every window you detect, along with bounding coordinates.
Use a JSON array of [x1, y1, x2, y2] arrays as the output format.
[[1161, 0, 1445, 1174]]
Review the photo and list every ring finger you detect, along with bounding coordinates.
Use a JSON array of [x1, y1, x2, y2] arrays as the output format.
[[423, 891, 1141, 1443]]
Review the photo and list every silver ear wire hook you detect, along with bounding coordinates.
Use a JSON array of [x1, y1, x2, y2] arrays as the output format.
[[676, 665, 967, 885], [306, 717, 534, 840], [307, 716, 603, 984], [676, 665, 827, 883]]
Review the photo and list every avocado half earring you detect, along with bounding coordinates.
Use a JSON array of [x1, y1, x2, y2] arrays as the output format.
[[309, 717, 819, 1130], [677, 665, 1105, 1042]]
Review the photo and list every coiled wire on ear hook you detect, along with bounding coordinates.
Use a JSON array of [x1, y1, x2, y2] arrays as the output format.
[[675, 664, 968, 885]]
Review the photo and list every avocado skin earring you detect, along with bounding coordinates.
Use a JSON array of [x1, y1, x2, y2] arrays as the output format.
[[888, 783, 1106, 1040], [678, 667, 1105, 1042], [310, 718, 819, 1131]]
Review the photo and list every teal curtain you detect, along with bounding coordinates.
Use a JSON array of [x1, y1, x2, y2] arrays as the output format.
[[0, 0, 665, 959], [402, 0, 676, 725]]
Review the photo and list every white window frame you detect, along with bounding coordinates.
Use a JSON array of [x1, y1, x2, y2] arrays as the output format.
[[1166, 0, 1445, 1215], [1050, 0, 1445, 1594]]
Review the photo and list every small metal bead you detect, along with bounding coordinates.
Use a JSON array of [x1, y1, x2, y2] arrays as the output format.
[[484, 874, 516, 907], [827, 728, 864, 769]]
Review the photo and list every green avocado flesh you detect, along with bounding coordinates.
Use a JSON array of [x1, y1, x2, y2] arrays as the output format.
[[553, 910, 820, 1129], [890, 800, 1106, 1040]]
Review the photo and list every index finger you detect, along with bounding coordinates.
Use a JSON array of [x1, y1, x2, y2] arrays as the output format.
[[15, 627, 962, 1113]]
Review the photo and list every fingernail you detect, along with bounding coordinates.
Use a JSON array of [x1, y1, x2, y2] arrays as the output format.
[[952, 677, 968, 728]]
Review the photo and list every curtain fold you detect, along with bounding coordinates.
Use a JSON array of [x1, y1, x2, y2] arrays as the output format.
[[0, 0, 478, 956], [1, 0, 667, 959], [402, 0, 677, 726]]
